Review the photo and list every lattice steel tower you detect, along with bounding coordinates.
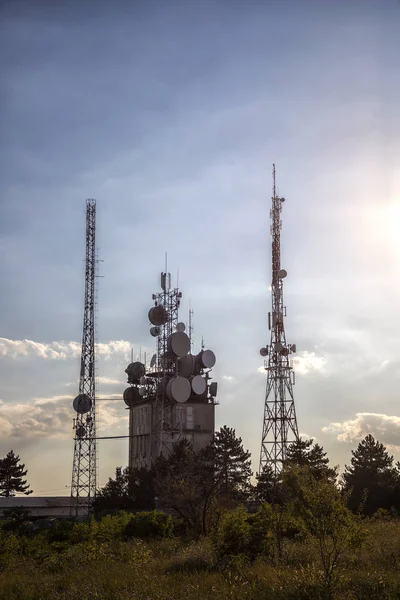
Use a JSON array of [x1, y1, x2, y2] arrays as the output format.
[[70, 199, 97, 517], [259, 165, 299, 476]]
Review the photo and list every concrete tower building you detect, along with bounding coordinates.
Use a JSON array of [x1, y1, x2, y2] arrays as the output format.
[[124, 271, 218, 470]]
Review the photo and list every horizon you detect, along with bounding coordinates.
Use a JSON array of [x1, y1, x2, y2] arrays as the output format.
[[1, 0, 400, 495]]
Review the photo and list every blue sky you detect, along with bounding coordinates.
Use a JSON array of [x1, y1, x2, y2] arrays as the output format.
[[1, 0, 400, 494]]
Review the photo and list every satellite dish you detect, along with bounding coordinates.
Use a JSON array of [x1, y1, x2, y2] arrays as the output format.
[[150, 354, 157, 368], [139, 387, 146, 397], [139, 376, 146, 385], [279, 269, 287, 279], [73, 394, 92, 415], [150, 326, 160, 337], [75, 425, 86, 439], [196, 349, 216, 370], [260, 347, 268, 357], [167, 331, 190, 358], [123, 386, 141, 407], [209, 381, 218, 397], [177, 354, 195, 378], [148, 306, 168, 326], [191, 374, 207, 396], [166, 376, 191, 404], [176, 322, 186, 332], [125, 362, 145, 382], [291, 344, 297, 353], [275, 342, 283, 352]]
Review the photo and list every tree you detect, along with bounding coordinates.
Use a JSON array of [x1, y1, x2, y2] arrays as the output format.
[[0, 451, 32, 497], [342, 434, 400, 515], [284, 465, 367, 596], [254, 464, 282, 504], [154, 440, 217, 537], [286, 437, 337, 482], [93, 466, 156, 513], [214, 426, 253, 504]]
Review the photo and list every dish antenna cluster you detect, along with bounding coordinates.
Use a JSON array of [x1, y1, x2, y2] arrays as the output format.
[[259, 165, 299, 476], [123, 269, 218, 458]]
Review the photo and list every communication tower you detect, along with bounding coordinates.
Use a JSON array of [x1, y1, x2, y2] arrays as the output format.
[[124, 270, 218, 469], [259, 166, 299, 476], [70, 199, 97, 517]]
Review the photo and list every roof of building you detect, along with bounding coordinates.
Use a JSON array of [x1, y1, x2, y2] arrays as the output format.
[[0, 496, 76, 508]]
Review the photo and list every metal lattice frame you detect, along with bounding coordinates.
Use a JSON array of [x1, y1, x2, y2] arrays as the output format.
[[259, 166, 299, 476], [151, 276, 182, 458], [70, 199, 97, 517]]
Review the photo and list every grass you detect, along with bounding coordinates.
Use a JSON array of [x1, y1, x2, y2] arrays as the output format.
[[1, 520, 400, 599]]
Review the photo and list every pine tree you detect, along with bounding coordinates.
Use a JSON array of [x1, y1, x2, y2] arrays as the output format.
[[0, 451, 32, 497], [255, 464, 282, 504], [342, 434, 399, 515], [93, 466, 156, 513], [285, 437, 337, 482], [214, 426, 253, 502]]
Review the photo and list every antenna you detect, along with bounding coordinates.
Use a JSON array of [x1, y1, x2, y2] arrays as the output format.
[[188, 300, 194, 352], [259, 165, 299, 476], [70, 199, 98, 517]]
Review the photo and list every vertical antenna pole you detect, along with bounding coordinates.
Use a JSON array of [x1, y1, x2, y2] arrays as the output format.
[[259, 166, 299, 476], [70, 199, 98, 517]]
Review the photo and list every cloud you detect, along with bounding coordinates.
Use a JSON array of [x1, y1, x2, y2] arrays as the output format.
[[257, 351, 326, 377], [299, 432, 318, 442], [0, 338, 133, 360], [222, 375, 236, 382], [98, 376, 123, 386], [323, 412, 400, 450], [293, 352, 327, 376], [0, 393, 127, 441]]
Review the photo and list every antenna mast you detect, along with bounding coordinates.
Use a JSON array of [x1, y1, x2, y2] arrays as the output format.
[[70, 199, 98, 517], [259, 165, 298, 476]]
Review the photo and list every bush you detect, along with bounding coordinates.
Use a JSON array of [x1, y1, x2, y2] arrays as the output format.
[[124, 511, 174, 540], [211, 506, 251, 560]]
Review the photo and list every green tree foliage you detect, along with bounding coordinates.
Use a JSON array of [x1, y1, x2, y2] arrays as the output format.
[[154, 440, 217, 537], [254, 464, 282, 504], [0, 451, 32, 497], [214, 426, 252, 503], [284, 465, 367, 595], [286, 437, 337, 482], [93, 466, 157, 514], [342, 434, 400, 515]]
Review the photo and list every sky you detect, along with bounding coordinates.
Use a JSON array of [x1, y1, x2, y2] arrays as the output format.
[[1, 0, 400, 496]]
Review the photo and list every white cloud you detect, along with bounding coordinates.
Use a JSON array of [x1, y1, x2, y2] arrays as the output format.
[[0, 393, 127, 441], [0, 338, 133, 361], [323, 412, 400, 450], [299, 432, 318, 442], [257, 351, 326, 377], [222, 375, 236, 382], [293, 352, 327, 375], [98, 376, 123, 386]]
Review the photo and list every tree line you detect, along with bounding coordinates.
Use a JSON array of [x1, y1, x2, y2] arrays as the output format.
[[94, 428, 400, 534]]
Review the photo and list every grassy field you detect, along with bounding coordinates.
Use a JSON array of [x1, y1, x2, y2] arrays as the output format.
[[1, 517, 400, 599]]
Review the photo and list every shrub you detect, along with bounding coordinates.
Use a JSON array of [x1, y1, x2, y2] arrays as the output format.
[[211, 506, 251, 560], [124, 510, 174, 540]]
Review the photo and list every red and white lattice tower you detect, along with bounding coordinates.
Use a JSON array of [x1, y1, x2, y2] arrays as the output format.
[[259, 166, 299, 475]]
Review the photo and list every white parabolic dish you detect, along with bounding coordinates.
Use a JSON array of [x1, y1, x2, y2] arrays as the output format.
[[191, 374, 207, 395], [167, 376, 191, 404], [200, 349, 216, 369], [178, 354, 195, 377], [168, 331, 190, 357]]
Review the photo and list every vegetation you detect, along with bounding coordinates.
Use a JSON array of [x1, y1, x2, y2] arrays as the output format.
[[1, 433, 400, 599], [342, 433, 400, 516], [0, 451, 32, 497]]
